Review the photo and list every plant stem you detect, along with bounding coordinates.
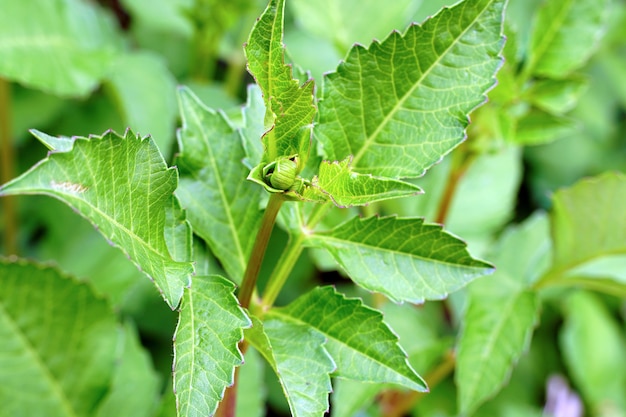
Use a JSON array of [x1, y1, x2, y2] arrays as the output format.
[[434, 150, 474, 225], [260, 202, 331, 310], [0, 78, 17, 255], [238, 193, 284, 309], [379, 350, 457, 417]]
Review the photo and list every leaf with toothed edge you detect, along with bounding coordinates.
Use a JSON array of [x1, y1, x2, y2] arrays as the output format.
[[173, 275, 251, 417], [305, 216, 494, 304], [0, 129, 193, 309], [315, 0, 506, 178], [245, 315, 335, 417], [269, 286, 428, 392]]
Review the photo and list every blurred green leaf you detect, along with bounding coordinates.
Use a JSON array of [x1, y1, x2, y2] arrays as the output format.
[[105, 52, 178, 159], [290, 0, 421, 52], [515, 110, 578, 145], [244, 0, 315, 164], [560, 291, 626, 414], [94, 323, 160, 417], [0, 130, 193, 308], [173, 275, 251, 417], [456, 214, 549, 415], [246, 316, 335, 417], [235, 347, 265, 417], [526, 0, 610, 78], [0, 0, 121, 97], [271, 286, 427, 391], [306, 216, 493, 303], [175, 87, 263, 282], [0, 259, 119, 417], [527, 77, 588, 115], [315, 0, 505, 178]]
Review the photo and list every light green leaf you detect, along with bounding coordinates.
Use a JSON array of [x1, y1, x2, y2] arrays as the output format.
[[560, 292, 626, 413], [241, 84, 267, 170], [30, 129, 74, 152], [0, 0, 121, 97], [456, 214, 549, 415], [290, 0, 421, 52], [175, 87, 263, 282], [235, 347, 265, 417], [105, 51, 178, 158], [94, 323, 160, 417], [514, 110, 578, 145], [315, 0, 506, 178], [246, 316, 335, 417], [306, 216, 493, 303], [271, 286, 427, 391], [526, 0, 610, 78], [527, 77, 588, 115], [173, 275, 251, 417], [244, 0, 315, 164], [560, 255, 626, 297], [303, 158, 422, 207], [547, 172, 626, 280], [0, 258, 119, 417], [0, 130, 193, 309], [330, 379, 381, 417]]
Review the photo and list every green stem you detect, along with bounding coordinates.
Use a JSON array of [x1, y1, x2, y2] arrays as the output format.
[[260, 202, 331, 310], [238, 194, 283, 309], [0, 78, 17, 255]]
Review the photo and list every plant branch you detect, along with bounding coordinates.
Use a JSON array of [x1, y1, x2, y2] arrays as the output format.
[[379, 350, 457, 417], [238, 193, 284, 309], [434, 150, 474, 225], [0, 78, 17, 255]]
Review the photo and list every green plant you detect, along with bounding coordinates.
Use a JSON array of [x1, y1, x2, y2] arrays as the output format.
[[1, 0, 625, 417]]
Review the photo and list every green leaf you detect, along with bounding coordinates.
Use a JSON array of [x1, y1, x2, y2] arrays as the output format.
[[527, 77, 588, 115], [175, 87, 263, 282], [235, 347, 265, 417], [526, 0, 610, 78], [305, 216, 493, 303], [560, 292, 626, 413], [105, 51, 178, 158], [315, 0, 506, 178], [547, 172, 626, 280], [0, 130, 193, 309], [303, 157, 422, 207], [246, 316, 335, 417], [244, 0, 315, 164], [173, 275, 251, 417], [0, 0, 121, 97], [94, 323, 160, 417], [0, 258, 119, 417], [456, 214, 549, 415], [241, 84, 267, 170], [514, 110, 578, 145], [290, 0, 421, 52], [271, 286, 427, 391]]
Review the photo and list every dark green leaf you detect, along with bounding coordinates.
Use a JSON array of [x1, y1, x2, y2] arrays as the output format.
[[0, 258, 119, 417], [306, 216, 493, 303]]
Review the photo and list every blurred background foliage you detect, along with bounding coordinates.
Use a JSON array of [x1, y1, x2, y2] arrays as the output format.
[[1, 0, 625, 416]]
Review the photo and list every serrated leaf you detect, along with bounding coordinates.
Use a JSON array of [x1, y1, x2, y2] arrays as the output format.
[[303, 157, 422, 207], [175, 87, 263, 282], [246, 316, 335, 417], [315, 0, 505, 178], [270, 286, 427, 391], [242, 84, 267, 170], [0, 0, 121, 97], [0, 258, 119, 417], [244, 0, 315, 164], [456, 214, 549, 415], [173, 275, 251, 417], [0, 130, 193, 309], [305, 216, 493, 303], [560, 292, 626, 413], [550, 172, 626, 271], [526, 0, 609, 78], [94, 323, 160, 417], [105, 51, 178, 158]]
